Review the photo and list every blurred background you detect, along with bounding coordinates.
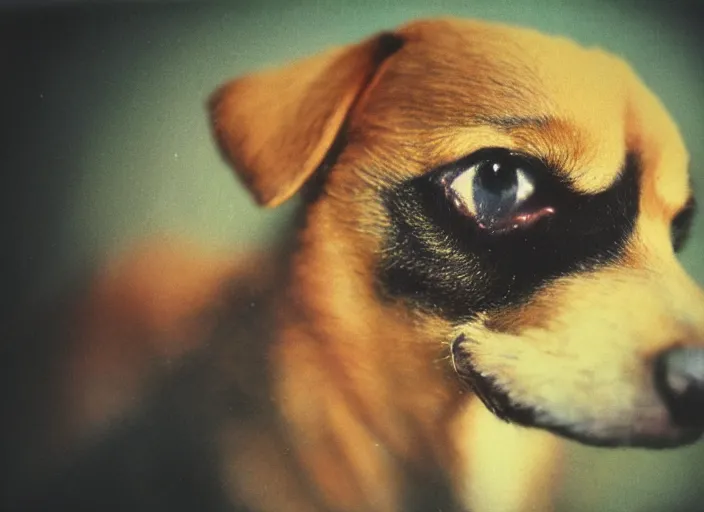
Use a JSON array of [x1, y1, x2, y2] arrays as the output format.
[[2, 0, 704, 511]]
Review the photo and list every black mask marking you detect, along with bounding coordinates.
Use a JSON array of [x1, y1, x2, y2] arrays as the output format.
[[377, 149, 641, 321], [672, 196, 697, 253]]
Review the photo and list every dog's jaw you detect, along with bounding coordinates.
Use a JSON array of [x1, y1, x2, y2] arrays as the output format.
[[450, 332, 704, 449], [450, 334, 538, 425]]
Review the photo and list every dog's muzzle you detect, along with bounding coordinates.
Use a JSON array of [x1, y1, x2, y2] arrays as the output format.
[[450, 334, 704, 448], [450, 334, 536, 425]]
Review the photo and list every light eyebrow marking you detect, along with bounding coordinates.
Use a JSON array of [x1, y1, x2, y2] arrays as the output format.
[[470, 114, 623, 195]]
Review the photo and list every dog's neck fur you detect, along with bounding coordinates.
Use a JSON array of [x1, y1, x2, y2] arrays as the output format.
[[254, 201, 466, 511]]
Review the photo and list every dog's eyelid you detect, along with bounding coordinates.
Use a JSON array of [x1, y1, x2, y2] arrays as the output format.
[[424, 148, 574, 202], [433, 147, 549, 175]]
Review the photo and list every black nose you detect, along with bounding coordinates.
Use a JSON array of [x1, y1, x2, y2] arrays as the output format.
[[654, 346, 704, 428]]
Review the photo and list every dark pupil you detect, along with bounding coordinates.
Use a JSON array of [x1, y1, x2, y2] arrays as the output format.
[[473, 159, 519, 225]]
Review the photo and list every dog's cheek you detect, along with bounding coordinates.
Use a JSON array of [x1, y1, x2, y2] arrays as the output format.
[[451, 322, 635, 431]]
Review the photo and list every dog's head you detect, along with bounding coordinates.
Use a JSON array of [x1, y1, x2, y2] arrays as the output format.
[[210, 18, 704, 448]]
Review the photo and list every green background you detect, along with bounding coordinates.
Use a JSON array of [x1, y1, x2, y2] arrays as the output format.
[[4, 1, 704, 510]]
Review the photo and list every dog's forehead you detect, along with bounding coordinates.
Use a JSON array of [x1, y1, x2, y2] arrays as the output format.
[[358, 18, 690, 213]]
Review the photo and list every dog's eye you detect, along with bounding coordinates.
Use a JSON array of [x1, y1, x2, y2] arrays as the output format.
[[445, 152, 548, 231]]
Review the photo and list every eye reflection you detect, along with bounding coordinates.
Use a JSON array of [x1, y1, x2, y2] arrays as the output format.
[[446, 149, 548, 231]]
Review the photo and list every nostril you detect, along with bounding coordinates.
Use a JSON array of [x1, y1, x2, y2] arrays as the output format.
[[654, 346, 704, 428]]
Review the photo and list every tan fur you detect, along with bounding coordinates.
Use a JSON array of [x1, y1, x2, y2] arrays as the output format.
[[210, 33, 401, 207], [453, 399, 563, 512], [31, 16, 702, 512]]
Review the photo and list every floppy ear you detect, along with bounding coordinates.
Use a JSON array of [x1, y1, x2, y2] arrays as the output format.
[[209, 32, 404, 207]]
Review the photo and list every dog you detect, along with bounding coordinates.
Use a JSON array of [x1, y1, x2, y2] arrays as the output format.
[[10, 16, 704, 512]]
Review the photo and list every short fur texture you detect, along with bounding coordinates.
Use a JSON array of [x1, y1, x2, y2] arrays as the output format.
[[12, 17, 703, 512]]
